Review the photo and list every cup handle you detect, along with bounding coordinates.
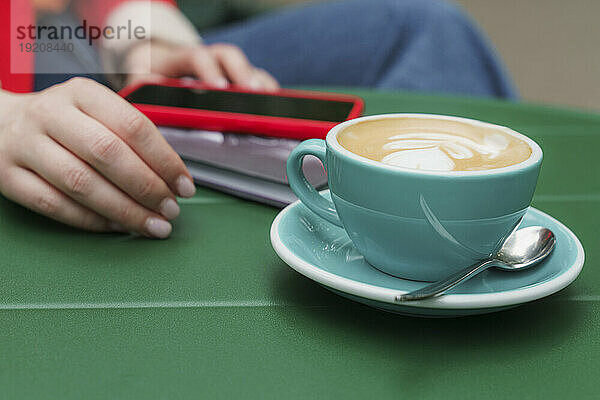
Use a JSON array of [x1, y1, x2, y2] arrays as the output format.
[[287, 139, 343, 227]]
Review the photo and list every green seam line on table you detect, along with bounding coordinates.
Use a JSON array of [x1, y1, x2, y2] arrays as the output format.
[[0, 297, 595, 311], [0, 300, 293, 311], [522, 130, 600, 137], [178, 194, 600, 206], [178, 197, 242, 205], [534, 194, 600, 202]]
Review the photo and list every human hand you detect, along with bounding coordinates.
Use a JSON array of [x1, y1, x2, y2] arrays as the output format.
[[123, 41, 280, 91], [0, 78, 196, 238]]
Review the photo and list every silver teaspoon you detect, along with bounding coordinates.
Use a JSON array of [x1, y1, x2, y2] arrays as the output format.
[[396, 226, 556, 302]]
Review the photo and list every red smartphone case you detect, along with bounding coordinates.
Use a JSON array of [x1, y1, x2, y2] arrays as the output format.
[[119, 79, 364, 140]]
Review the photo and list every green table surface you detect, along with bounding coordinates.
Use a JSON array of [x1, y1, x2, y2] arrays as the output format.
[[1, 89, 599, 399]]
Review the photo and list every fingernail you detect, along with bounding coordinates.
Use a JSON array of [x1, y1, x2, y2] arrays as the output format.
[[144, 217, 172, 239], [212, 77, 228, 88], [159, 198, 180, 220], [176, 175, 196, 198], [109, 222, 128, 233]]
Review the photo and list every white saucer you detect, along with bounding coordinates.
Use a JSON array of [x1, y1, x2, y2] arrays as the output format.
[[270, 191, 585, 317]]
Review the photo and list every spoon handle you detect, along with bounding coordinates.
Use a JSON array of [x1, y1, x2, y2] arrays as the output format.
[[396, 259, 498, 301]]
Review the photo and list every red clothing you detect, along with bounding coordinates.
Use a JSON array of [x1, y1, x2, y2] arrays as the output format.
[[0, 0, 175, 93]]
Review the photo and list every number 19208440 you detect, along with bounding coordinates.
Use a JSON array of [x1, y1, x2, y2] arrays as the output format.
[[19, 42, 74, 53]]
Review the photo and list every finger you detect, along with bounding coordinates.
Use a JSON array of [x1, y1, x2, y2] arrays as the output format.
[[187, 47, 229, 88], [152, 45, 229, 88], [254, 68, 280, 92], [46, 106, 180, 220], [0, 166, 122, 232], [210, 44, 257, 89], [22, 135, 173, 239], [62, 78, 196, 198]]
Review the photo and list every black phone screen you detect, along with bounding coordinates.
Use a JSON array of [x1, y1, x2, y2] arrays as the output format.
[[125, 85, 356, 122]]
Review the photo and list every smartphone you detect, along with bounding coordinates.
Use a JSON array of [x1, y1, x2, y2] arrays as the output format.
[[119, 79, 364, 140]]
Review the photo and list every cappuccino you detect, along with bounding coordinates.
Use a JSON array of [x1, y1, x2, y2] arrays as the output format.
[[337, 118, 532, 172]]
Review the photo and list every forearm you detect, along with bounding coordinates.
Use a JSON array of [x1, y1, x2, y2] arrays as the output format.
[[0, 88, 9, 102], [0, 89, 21, 121]]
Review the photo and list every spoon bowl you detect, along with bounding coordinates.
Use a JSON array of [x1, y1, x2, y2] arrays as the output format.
[[496, 226, 556, 270]]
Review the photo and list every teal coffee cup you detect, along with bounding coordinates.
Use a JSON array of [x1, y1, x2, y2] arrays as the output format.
[[287, 114, 543, 281]]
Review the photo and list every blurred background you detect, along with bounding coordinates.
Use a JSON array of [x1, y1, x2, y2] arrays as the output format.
[[178, 0, 600, 112]]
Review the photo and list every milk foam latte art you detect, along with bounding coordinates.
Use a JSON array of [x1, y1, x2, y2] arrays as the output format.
[[337, 118, 532, 171]]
